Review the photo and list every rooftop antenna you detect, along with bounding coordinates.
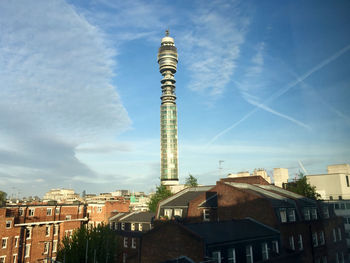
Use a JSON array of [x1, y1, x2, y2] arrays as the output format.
[[219, 160, 224, 177], [165, 29, 169, 36]]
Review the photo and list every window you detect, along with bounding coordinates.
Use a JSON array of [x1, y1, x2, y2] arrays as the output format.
[[65, 215, 71, 220], [14, 236, 19, 248], [261, 242, 269, 260], [46, 225, 50, 236], [138, 223, 143, 231], [297, 234, 303, 250], [304, 208, 310, 220], [287, 209, 296, 222], [123, 237, 128, 248], [131, 238, 136, 249], [340, 203, 345, 209], [212, 251, 221, 263], [335, 203, 340, 209], [203, 209, 210, 221], [174, 209, 182, 217], [312, 232, 318, 247], [121, 223, 125, 230], [131, 223, 135, 231], [55, 207, 60, 214], [333, 229, 337, 242], [227, 248, 236, 263], [323, 207, 329, 218], [79, 206, 83, 213], [97, 206, 102, 213], [54, 225, 59, 236], [25, 244, 31, 258], [311, 208, 317, 220], [47, 208, 52, 216], [319, 231, 325, 245], [28, 208, 35, 216], [2, 238, 8, 249], [19, 208, 24, 216], [0, 256, 5, 263], [53, 240, 58, 253], [245, 245, 253, 263], [338, 227, 342, 241], [12, 254, 17, 263], [122, 253, 127, 263], [164, 209, 172, 218], [289, 236, 295, 250], [26, 227, 32, 239], [347, 176, 349, 187], [272, 241, 279, 254], [5, 221, 11, 228], [279, 208, 287, 223], [44, 242, 50, 254]]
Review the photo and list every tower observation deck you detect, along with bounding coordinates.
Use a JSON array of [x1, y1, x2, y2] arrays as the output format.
[[157, 30, 179, 185]]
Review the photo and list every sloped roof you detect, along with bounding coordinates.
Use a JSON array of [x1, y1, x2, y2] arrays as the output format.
[[119, 211, 155, 223], [184, 218, 279, 245]]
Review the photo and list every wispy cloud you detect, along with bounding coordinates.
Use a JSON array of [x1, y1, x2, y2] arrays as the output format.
[[0, 0, 130, 193], [178, 0, 250, 98], [206, 43, 350, 146]]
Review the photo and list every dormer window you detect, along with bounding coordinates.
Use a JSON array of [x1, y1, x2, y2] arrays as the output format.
[[311, 208, 317, 220], [288, 209, 296, 222], [323, 207, 329, 219], [304, 208, 310, 220], [279, 209, 287, 223]]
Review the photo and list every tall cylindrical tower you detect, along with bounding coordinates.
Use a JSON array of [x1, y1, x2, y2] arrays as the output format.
[[157, 30, 179, 185]]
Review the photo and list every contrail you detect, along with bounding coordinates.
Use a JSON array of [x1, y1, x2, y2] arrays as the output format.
[[206, 44, 350, 147]]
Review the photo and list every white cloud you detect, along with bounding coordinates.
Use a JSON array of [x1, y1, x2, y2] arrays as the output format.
[[178, 0, 249, 98], [0, 0, 131, 194]]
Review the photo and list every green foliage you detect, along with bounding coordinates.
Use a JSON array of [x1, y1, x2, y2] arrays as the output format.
[[185, 174, 198, 187], [0, 191, 6, 207], [56, 224, 119, 263], [286, 172, 321, 200], [148, 184, 172, 212]]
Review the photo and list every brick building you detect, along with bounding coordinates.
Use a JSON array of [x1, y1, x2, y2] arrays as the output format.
[[140, 219, 299, 263], [0, 203, 86, 263], [0, 199, 130, 263], [87, 199, 130, 228], [109, 211, 155, 263], [156, 177, 347, 263]]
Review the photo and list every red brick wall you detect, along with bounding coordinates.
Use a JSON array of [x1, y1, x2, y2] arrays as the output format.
[[0, 205, 86, 263], [206, 182, 278, 227], [140, 222, 204, 263], [87, 199, 129, 226]]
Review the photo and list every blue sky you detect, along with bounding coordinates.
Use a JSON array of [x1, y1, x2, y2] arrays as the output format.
[[0, 0, 349, 197]]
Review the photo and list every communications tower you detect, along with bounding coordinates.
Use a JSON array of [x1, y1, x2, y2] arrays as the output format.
[[157, 30, 179, 185]]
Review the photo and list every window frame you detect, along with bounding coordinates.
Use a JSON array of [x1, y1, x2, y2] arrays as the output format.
[[46, 208, 52, 216], [46, 225, 51, 237], [203, 209, 210, 222], [123, 237, 128, 248], [212, 251, 221, 263], [298, 234, 303, 250], [1, 238, 8, 249], [25, 244, 31, 258], [28, 208, 35, 217], [245, 245, 253, 263], [131, 238, 136, 249], [289, 236, 295, 250], [227, 248, 236, 263], [261, 242, 269, 260]]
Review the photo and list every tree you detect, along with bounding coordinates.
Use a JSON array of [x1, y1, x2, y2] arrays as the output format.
[[286, 172, 321, 200], [0, 191, 6, 207], [185, 174, 198, 187], [56, 224, 119, 263], [148, 184, 172, 212]]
